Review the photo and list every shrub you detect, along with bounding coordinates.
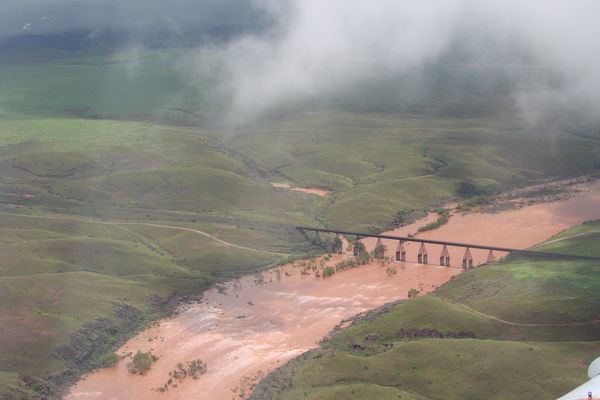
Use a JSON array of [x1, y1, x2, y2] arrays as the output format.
[[332, 236, 343, 253], [372, 244, 386, 259], [353, 240, 366, 255], [335, 259, 357, 271], [310, 232, 322, 245], [456, 181, 483, 197], [393, 209, 411, 226], [156, 359, 207, 392], [396, 328, 476, 339], [98, 352, 119, 368], [408, 288, 420, 299], [466, 194, 489, 207], [322, 266, 335, 277], [128, 351, 156, 375], [355, 251, 371, 265], [187, 359, 207, 379]]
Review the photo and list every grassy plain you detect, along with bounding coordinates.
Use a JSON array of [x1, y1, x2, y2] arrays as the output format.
[[1, 48, 600, 398], [250, 223, 600, 400]]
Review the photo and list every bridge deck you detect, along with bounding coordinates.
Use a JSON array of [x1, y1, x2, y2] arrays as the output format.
[[296, 226, 600, 261]]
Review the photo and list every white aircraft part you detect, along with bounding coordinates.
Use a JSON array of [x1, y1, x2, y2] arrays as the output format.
[[557, 357, 600, 400], [589, 358, 600, 380]]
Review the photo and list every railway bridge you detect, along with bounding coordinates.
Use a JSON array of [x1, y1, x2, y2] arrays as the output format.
[[296, 226, 599, 269]]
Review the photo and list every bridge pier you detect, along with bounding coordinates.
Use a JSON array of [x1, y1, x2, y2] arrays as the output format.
[[353, 236, 366, 256], [418, 242, 428, 264], [333, 234, 343, 254], [395, 241, 406, 262], [440, 245, 450, 267], [374, 238, 385, 259], [462, 247, 473, 269], [486, 249, 496, 264]]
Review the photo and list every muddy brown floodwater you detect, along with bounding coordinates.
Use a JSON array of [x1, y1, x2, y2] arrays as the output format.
[[66, 182, 600, 400]]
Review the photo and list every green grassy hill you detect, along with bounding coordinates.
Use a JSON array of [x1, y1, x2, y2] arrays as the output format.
[[250, 222, 600, 400], [225, 111, 600, 230], [2, 50, 600, 231], [0, 213, 285, 398]]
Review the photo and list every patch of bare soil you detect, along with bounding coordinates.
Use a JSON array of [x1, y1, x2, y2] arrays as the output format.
[[271, 182, 331, 197]]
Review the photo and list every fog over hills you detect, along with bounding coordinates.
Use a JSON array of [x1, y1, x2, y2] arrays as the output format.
[[2, 0, 600, 127], [189, 0, 600, 124], [0, 0, 269, 38]]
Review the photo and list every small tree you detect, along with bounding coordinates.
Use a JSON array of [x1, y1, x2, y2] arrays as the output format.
[[355, 251, 371, 265], [456, 181, 482, 197], [187, 359, 207, 379], [373, 243, 386, 259], [311, 231, 323, 246], [353, 239, 366, 256], [128, 351, 156, 375], [332, 236, 343, 254]]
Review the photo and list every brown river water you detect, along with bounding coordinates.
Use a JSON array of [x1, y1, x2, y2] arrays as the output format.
[[66, 182, 600, 400]]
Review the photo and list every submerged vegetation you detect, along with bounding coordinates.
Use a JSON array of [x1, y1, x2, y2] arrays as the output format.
[[322, 266, 335, 278], [155, 359, 207, 393], [127, 351, 157, 375]]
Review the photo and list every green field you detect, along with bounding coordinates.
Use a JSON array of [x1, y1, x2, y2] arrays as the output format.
[[1, 48, 600, 398], [250, 222, 600, 400], [2, 50, 600, 232]]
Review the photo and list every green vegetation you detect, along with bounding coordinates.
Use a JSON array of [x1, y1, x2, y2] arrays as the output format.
[[332, 236, 343, 254], [456, 180, 484, 198], [127, 351, 156, 375], [225, 112, 600, 231], [0, 213, 282, 398], [417, 208, 450, 233], [98, 353, 119, 368], [353, 240, 367, 255], [2, 51, 600, 233], [1, 48, 599, 398], [322, 266, 335, 278], [250, 223, 600, 400], [155, 358, 208, 392], [0, 372, 40, 400], [372, 241, 386, 259], [185, 359, 208, 379]]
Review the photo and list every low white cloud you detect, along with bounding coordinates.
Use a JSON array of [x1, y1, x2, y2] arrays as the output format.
[[183, 0, 600, 125]]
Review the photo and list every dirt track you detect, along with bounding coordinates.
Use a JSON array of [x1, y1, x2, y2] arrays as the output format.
[[0, 212, 284, 256]]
